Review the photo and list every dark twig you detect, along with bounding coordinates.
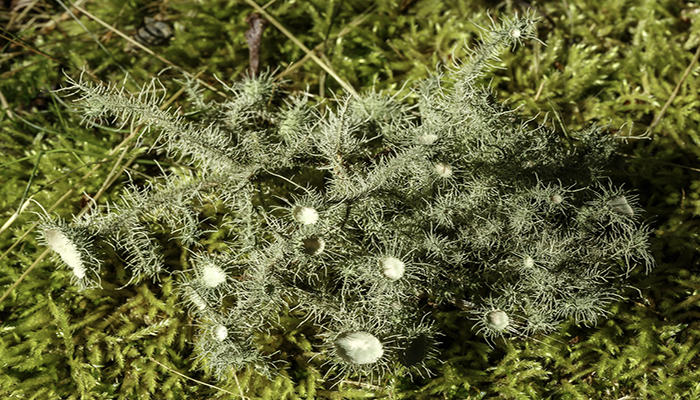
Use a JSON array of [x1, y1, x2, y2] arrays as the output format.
[[245, 13, 269, 78]]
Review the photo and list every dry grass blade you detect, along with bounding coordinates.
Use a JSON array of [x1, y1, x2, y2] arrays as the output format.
[[0, 143, 136, 304], [0, 31, 61, 64], [0, 248, 51, 304], [6, 0, 40, 30], [645, 43, 700, 136], [0, 88, 14, 120], [276, 6, 374, 80], [68, 1, 227, 98], [149, 357, 250, 399], [242, 0, 358, 98], [0, 79, 189, 304]]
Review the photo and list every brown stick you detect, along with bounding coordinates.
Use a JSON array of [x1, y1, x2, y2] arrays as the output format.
[[245, 13, 269, 78]]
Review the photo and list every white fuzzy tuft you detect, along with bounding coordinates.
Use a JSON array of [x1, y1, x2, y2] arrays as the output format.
[[45, 228, 86, 279], [434, 162, 453, 178], [213, 325, 228, 341], [201, 262, 227, 288], [608, 196, 634, 216], [334, 331, 383, 364], [380, 257, 405, 281], [292, 206, 319, 225], [419, 133, 438, 145], [486, 310, 510, 332], [187, 286, 207, 311]]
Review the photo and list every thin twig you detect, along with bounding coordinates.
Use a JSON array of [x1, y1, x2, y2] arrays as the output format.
[[0, 249, 50, 305], [533, 80, 545, 102], [645, 43, 700, 136], [0, 77, 188, 301], [0, 32, 61, 64], [0, 142, 137, 292], [149, 357, 249, 399], [619, 152, 700, 173], [77, 147, 129, 218]]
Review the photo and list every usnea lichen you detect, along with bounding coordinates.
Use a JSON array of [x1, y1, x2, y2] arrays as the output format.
[[40, 12, 654, 384]]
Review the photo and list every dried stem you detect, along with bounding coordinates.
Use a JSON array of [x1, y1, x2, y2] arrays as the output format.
[[245, 13, 269, 78]]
